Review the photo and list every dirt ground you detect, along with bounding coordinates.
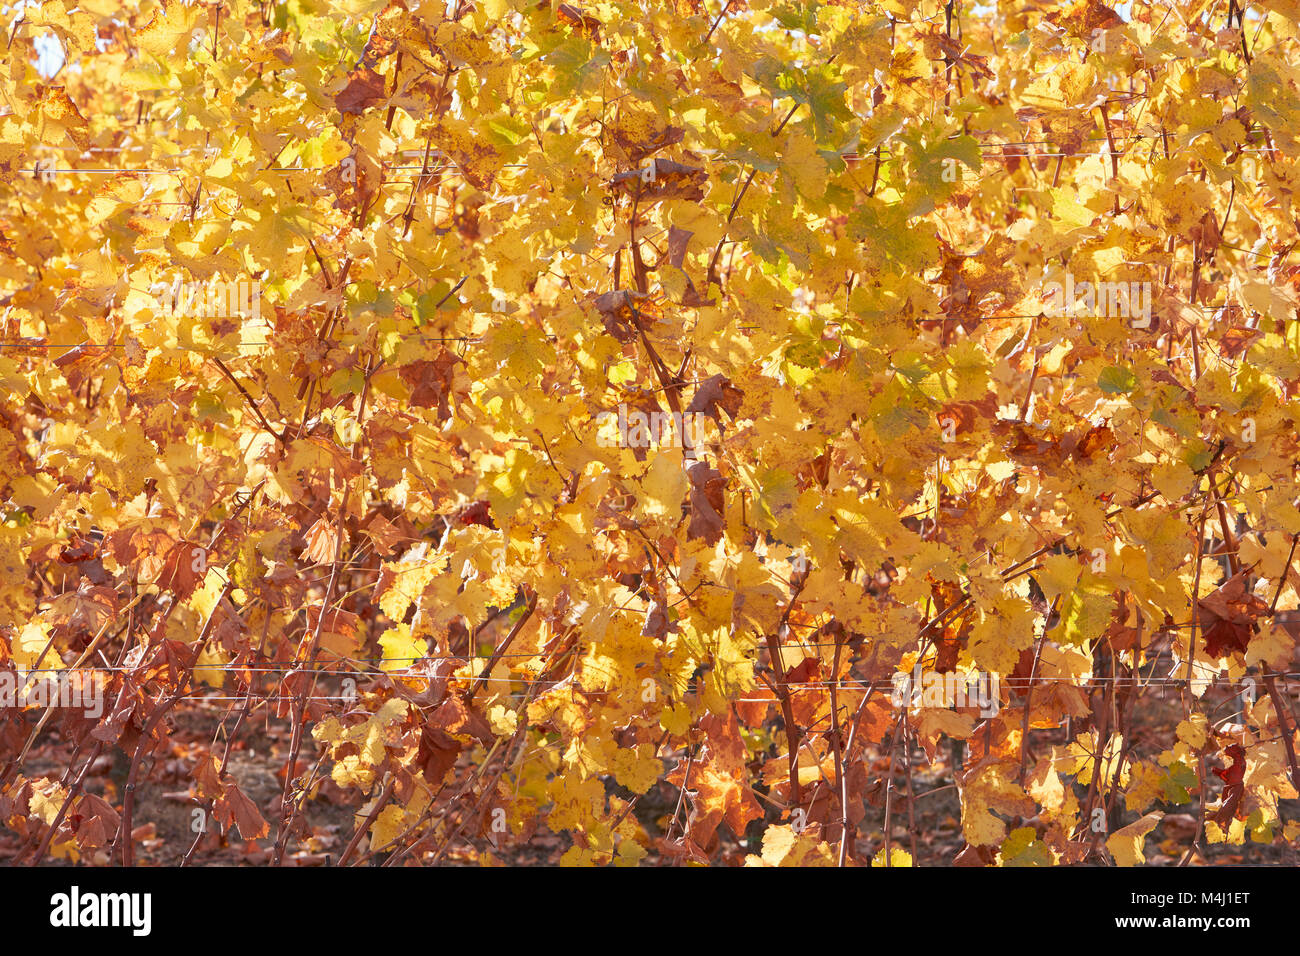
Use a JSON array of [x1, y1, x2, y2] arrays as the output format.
[[5, 674, 1296, 866]]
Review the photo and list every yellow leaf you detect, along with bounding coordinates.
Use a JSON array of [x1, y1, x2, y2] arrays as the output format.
[[1107, 812, 1163, 866], [871, 846, 913, 867]]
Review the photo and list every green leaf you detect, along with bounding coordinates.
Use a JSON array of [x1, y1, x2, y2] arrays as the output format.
[[1162, 760, 1197, 805], [770, 0, 821, 33], [1098, 366, 1138, 394]]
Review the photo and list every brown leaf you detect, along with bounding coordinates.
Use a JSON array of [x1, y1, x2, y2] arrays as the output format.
[[58, 535, 97, 564], [1188, 209, 1222, 250], [192, 754, 224, 800], [920, 28, 994, 80], [666, 710, 762, 848], [1199, 572, 1267, 658], [1210, 743, 1246, 826], [214, 782, 269, 841], [595, 289, 661, 342], [686, 374, 744, 429], [89, 693, 136, 744], [643, 599, 670, 638], [301, 517, 340, 565], [851, 698, 895, 745], [666, 226, 693, 269], [411, 725, 462, 785], [334, 67, 387, 115], [556, 3, 602, 37], [399, 349, 460, 420], [304, 605, 360, 639], [610, 159, 707, 202], [428, 694, 493, 745], [616, 391, 665, 462], [681, 278, 715, 307], [1045, 0, 1125, 38], [408, 694, 494, 788], [686, 461, 726, 545], [953, 843, 996, 866], [156, 541, 208, 601], [324, 147, 380, 214], [1218, 326, 1261, 360], [1054, 422, 1117, 462], [388, 657, 458, 708], [611, 113, 684, 164], [937, 394, 998, 439], [53, 344, 114, 394], [362, 514, 408, 556], [108, 528, 172, 578], [72, 793, 119, 850], [45, 582, 118, 633], [457, 499, 496, 529], [992, 420, 1064, 468]]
